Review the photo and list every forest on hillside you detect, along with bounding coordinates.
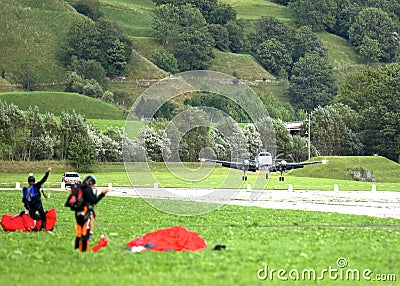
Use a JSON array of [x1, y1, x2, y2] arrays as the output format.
[[0, 0, 399, 168]]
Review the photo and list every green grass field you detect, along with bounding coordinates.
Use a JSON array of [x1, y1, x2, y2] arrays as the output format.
[[0, 157, 399, 285], [0, 190, 399, 286], [0, 156, 399, 191]]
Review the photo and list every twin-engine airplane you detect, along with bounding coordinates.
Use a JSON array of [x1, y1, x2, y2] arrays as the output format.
[[199, 150, 327, 181]]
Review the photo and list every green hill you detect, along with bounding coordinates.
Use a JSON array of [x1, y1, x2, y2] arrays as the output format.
[[0, 0, 78, 87], [0, 91, 127, 120], [0, 0, 365, 108], [104, 0, 362, 77], [290, 156, 400, 183]]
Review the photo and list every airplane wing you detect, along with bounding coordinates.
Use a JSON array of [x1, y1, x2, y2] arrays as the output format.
[[199, 158, 257, 172], [270, 160, 327, 172]]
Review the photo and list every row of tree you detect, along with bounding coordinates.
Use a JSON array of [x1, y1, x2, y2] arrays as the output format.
[[131, 63, 400, 163], [0, 101, 121, 171], [1, 66, 399, 168]]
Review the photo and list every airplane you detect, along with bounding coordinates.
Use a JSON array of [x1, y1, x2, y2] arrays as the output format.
[[199, 150, 327, 181]]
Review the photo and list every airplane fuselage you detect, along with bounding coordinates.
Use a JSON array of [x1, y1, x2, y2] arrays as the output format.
[[256, 151, 273, 170]]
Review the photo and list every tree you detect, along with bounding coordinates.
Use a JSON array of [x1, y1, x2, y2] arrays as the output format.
[[291, 135, 314, 162], [152, 4, 215, 71], [68, 131, 98, 172], [293, 26, 327, 62], [331, 2, 361, 38], [270, 0, 290, 5], [288, 52, 336, 112], [60, 18, 99, 65], [214, 117, 248, 160], [243, 124, 261, 158], [152, 4, 181, 45], [106, 38, 130, 76], [69, 57, 108, 88], [289, 0, 338, 32], [208, 2, 237, 25], [25, 106, 47, 160], [272, 118, 293, 158], [225, 20, 246, 53], [59, 111, 90, 161], [174, 28, 215, 71], [95, 19, 132, 75], [248, 16, 295, 54], [14, 64, 36, 91], [151, 49, 179, 74], [112, 89, 132, 107], [64, 71, 85, 94], [310, 104, 363, 156], [139, 126, 171, 162], [349, 8, 399, 61], [209, 24, 230, 51], [61, 18, 132, 77], [255, 39, 292, 76], [185, 92, 250, 122], [0, 101, 26, 160], [72, 0, 103, 21], [340, 63, 400, 161], [83, 79, 104, 98], [177, 108, 212, 162]]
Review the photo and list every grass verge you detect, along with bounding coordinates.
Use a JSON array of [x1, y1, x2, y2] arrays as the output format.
[[0, 190, 399, 286]]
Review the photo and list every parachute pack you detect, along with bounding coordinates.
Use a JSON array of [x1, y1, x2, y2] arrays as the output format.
[[65, 186, 85, 211], [23, 185, 40, 205], [24, 185, 40, 202]]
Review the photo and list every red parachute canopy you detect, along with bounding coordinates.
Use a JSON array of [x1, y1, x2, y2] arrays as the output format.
[[1, 208, 57, 232], [127, 226, 206, 252]]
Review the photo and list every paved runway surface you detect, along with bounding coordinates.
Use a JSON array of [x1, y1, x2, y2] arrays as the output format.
[[103, 187, 400, 219]]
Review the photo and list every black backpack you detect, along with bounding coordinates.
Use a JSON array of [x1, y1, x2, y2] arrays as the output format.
[[64, 186, 85, 211]]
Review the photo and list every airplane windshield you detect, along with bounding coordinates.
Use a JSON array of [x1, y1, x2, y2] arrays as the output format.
[[259, 153, 271, 157]]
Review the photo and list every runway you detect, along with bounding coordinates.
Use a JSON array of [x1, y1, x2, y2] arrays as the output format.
[[104, 187, 400, 219]]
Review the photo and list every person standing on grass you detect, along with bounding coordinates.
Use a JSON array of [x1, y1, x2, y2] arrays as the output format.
[[75, 175, 108, 252], [22, 167, 52, 231]]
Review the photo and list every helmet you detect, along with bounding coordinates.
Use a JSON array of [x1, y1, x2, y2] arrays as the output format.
[[28, 176, 35, 183], [84, 175, 96, 185]]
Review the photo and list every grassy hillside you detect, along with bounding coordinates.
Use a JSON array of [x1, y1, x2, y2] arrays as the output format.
[[100, 0, 155, 38], [0, 0, 367, 122], [1, 0, 364, 89], [0, 77, 16, 92], [0, 0, 79, 87], [223, 0, 293, 21], [290, 156, 400, 183], [0, 91, 127, 119], [210, 51, 276, 81]]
